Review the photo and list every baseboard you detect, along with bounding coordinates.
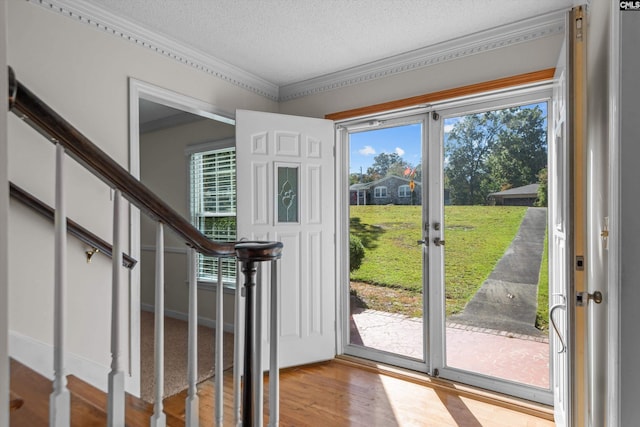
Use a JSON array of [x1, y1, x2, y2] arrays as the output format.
[[140, 303, 235, 333], [9, 330, 112, 394]]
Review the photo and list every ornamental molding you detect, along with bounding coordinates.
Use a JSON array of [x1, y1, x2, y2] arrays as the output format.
[[29, 0, 280, 101], [30, 1, 565, 102], [278, 11, 566, 101]]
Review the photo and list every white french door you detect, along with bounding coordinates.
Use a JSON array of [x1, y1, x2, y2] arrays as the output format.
[[235, 110, 336, 368], [340, 112, 432, 373], [339, 87, 558, 405], [429, 92, 554, 405], [549, 30, 571, 426]]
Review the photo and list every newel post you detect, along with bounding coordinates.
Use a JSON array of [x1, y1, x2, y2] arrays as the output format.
[[235, 241, 282, 427]]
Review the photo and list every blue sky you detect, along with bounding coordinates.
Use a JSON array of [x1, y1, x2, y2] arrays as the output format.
[[348, 102, 547, 176], [349, 124, 422, 175]]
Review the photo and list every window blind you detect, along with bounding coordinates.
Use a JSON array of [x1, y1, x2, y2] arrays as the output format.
[[190, 146, 237, 285]]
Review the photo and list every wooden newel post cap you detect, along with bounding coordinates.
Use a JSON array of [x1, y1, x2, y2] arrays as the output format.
[[235, 240, 283, 262]]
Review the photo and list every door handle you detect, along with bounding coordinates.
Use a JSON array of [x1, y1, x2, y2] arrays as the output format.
[[550, 294, 567, 354], [433, 237, 445, 246]]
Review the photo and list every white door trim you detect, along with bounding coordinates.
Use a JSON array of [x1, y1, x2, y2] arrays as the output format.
[[127, 79, 235, 395], [606, 2, 621, 424]]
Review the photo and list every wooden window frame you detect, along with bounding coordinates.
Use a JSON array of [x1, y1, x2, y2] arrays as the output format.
[[325, 68, 555, 121]]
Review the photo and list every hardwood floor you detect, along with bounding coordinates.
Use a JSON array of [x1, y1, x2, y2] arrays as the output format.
[[165, 358, 555, 427], [10, 357, 555, 426]]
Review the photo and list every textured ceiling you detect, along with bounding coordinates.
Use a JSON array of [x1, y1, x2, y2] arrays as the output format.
[[85, 0, 575, 87]]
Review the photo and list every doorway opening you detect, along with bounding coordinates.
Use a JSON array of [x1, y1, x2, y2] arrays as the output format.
[[342, 88, 553, 403], [128, 79, 236, 397]]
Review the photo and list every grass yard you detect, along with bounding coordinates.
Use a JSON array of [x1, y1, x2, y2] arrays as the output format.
[[350, 205, 548, 327]]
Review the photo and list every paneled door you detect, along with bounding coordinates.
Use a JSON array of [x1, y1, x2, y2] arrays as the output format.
[[236, 110, 336, 368]]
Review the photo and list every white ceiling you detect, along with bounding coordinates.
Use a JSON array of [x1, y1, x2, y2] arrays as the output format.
[[83, 0, 575, 89]]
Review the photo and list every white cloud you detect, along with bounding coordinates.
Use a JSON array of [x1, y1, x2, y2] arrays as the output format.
[[444, 124, 455, 133], [358, 145, 376, 155], [395, 147, 405, 156]]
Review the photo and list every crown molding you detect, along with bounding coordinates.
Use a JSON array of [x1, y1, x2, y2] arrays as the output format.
[[278, 10, 566, 102], [29, 0, 280, 101], [29, 1, 565, 103]]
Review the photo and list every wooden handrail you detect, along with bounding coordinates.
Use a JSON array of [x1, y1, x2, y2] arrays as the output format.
[[9, 182, 137, 269], [8, 67, 282, 260], [8, 67, 235, 257]]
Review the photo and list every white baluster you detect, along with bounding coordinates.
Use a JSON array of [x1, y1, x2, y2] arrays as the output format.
[[215, 257, 224, 426], [107, 189, 125, 427], [233, 260, 244, 427], [50, 143, 70, 427], [269, 260, 279, 427], [185, 249, 199, 426], [150, 222, 166, 427], [253, 265, 264, 427]]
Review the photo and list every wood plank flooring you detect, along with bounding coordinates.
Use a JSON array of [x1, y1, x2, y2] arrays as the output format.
[[165, 358, 555, 427], [10, 357, 555, 426]]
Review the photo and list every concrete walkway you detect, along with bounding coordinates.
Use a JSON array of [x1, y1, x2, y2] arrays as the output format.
[[450, 207, 547, 337], [350, 309, 550, 388]]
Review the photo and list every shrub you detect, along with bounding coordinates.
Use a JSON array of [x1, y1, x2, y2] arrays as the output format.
[[349, 234, 365, 272]]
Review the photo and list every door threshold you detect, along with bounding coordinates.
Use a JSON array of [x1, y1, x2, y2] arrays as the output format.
[[335, 355, 554, 421]]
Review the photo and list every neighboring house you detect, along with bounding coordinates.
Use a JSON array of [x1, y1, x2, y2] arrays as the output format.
[[488, 183, 539, 206], [350, 176, 422, 205]]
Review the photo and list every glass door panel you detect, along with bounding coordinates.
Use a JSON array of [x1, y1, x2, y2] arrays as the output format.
[[346, 116, 427, 363], [441, 102, 551, 390]]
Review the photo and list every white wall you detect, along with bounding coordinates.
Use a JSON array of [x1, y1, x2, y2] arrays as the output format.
[[6, 0, 276, 392], [139, 118, 237, 328], [619, 7, 640, 426], [278, 34, 564, 118]]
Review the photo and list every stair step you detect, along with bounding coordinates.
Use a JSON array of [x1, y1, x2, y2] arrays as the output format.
[[10, 359, 185, 426], [67, 375, 184, 427]]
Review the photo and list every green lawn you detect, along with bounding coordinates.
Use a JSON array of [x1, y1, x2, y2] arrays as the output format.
[[350, 205, 547, 323]]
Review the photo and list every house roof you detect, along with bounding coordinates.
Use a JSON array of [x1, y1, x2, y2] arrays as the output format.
[[488, 183, 539, 198], [349, 175, 421, 191]]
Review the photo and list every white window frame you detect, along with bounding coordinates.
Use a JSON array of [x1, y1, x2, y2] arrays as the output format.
[[374, 186, 387, 198], [186, 138, 237, 288], [398, 184, 411, 197]]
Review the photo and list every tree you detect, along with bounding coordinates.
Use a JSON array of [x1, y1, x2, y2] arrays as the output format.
[[445, 111, 502, 205], [487, 106, 547, 191], [445, 105, 547, 205], [535, 168, 548, 207], [366, 152, 410, 181]]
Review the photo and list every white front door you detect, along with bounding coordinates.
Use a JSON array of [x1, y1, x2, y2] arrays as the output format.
[[236, 110, 336, 368]]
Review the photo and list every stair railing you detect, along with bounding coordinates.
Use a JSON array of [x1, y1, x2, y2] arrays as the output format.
[[8, 66, 282, 427], [9, 183, 137, 269]]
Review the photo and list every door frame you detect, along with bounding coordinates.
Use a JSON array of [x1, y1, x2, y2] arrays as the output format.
[[127, 78, 235, 395], [335, 83, 556, 404]]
